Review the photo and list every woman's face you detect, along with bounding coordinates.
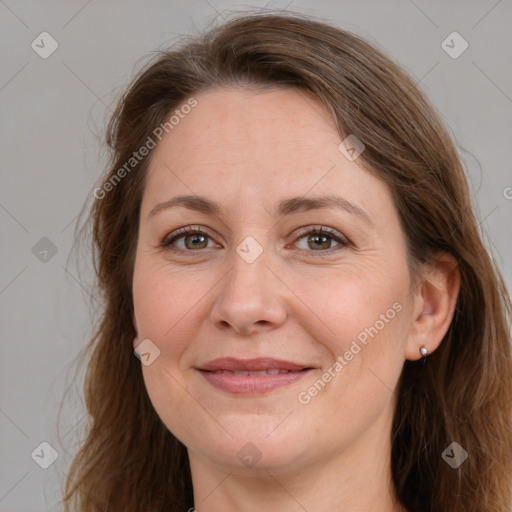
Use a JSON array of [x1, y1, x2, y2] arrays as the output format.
[[132, 86, 415, 474]]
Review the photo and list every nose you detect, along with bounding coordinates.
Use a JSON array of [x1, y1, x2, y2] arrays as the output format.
[[209, 244, 288, 336]]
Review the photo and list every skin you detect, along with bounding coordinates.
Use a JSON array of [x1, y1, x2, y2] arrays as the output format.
[[132, 86, 460, 512]]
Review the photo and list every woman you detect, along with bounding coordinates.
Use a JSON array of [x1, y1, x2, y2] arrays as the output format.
[[61, 11, 512, 512]]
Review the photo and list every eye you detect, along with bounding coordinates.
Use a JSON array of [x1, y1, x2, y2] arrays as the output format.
[[291, 225, 350, 256], [160, 225, 219, 252], [160, 225, 350, 256]]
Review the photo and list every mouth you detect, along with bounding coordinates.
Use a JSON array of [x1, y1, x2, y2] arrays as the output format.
[[196, 357, 315, 395]]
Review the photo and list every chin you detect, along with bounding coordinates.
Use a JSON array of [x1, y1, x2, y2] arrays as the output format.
[[185, 418, 312, 474]]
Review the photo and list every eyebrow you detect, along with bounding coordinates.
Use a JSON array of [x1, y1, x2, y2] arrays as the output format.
[[148, 194, 373, 225]]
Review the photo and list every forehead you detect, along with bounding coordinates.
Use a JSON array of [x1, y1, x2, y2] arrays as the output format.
[[141, 86, 394, 224], [159, 86, 339, 167]]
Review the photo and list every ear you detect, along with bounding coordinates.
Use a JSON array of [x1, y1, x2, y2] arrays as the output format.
[[405, 252, 460, 361]]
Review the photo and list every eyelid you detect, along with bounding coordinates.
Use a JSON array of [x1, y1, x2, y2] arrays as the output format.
[[160, 225, 215, 247], [292, 225, 350, 246]]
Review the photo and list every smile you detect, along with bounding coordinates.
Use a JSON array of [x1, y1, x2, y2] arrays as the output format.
[[196, 357, 314, 394]]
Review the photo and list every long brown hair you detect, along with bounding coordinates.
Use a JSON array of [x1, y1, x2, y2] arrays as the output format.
[[59, 11, 512, 512]]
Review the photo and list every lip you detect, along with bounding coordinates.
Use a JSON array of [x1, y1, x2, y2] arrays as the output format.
[[196, 357, 314, 395], [198, 357, 310, 372]]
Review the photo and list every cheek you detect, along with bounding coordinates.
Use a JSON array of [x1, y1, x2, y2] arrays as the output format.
[[133, 264, 215, 445], [132, 261, 199, 346], [290, 262, 410, 419], [141, 361, 215, 450], [293, 272, 408, 447], [290, 260, 409, 353]]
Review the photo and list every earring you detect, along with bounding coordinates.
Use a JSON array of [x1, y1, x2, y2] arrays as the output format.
[[418, 345, 429, 366]]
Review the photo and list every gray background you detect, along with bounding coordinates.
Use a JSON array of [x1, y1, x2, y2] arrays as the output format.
[[1, 1, 511, 510]]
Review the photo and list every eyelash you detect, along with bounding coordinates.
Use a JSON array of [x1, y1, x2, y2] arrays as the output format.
[[160, 225, 350, 257]]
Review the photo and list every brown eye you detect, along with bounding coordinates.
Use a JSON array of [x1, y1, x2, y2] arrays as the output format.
[[161, 226, 217, 252], [306, 232, 334, 250], [293, 226, 350, 255], [182, 232, 209, 250], [160, 225, 349, 257]]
